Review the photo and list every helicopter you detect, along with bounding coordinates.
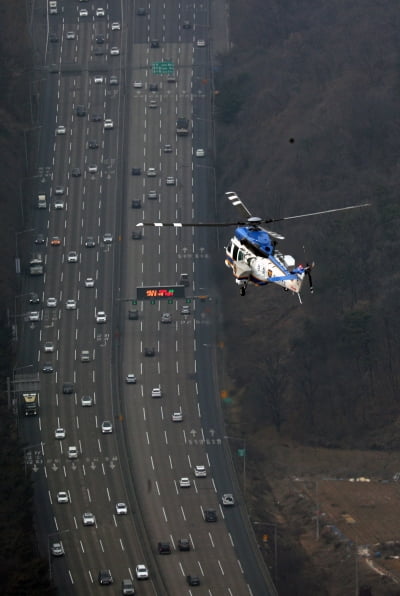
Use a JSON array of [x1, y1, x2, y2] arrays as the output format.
[[136, 191, 370, 300]]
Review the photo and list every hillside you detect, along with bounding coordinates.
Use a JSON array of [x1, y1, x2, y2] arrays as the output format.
[[215, 0, 400, 594]]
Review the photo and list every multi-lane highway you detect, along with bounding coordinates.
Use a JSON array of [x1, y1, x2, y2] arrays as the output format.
[[16, 1, 277, 594]]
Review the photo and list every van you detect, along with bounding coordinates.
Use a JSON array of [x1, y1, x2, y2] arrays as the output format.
[[38, 194, 47, 209]]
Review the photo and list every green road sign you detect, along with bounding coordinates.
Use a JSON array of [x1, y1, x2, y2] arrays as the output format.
[[152, 61, 174, 75]]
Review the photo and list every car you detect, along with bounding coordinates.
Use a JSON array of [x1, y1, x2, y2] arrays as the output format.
[[67, 251, 78, 263], [95, 34, 104, 44], [146, 167, 156, 177], [179, 477, 191, 488], [54, 199, 64, 209], [197, 39, 206, 47], [94, 75, 104, 84], [167, 74, 176, 83], [148, 99, 158, 109], [133, 81, 143, 88], [50, 236, 61, 246], [88, 140, 99, 149], [88, 164, 98, 173], [51, 542, 64, 557], [125, 374, 137, 384], [95, 7, 105, 16], [80, 350, 91, 362], [82, 512, 95, 526], [179, 273, 190, 286], [84, 277, 95, 288], [103, 232, 113, 243], [29, 293, 40, 304], [115, 502, 128, 515], [182, 20, 191, 29], [128, 309, 139, 320], [71, 167, 81, 177], [172, 411, 183, 422], [121, 578, 135, 595], [149, 83, 158, 91], [94, 47, 104, 56], [187, 575, 200, 586], [56, 491, 69, 504], [166, 176, 176, 185], [85, 236, 96, 248], [101, 420, 113, 434], [151, 387, 162, 398], [132, 229, 142, 240], [81, 395, 93, 407], [222, 493, 235, 507], [136, 7, 146, 15], [54, 185, 65, 196], [111, 21, 121, 30], [55, 428, 66, 439], [92, 113, 102, 122], [147, 190, 158, 200], [42, 362, 54, 373], [181, 305, 191, 315], [46, 297, 57, 308], [76, 105, 86, 117], [163, 144, 172, 153], [135, 564, 149, 580], [56, 125, 66, 135], [104, 119, 114, 129], [96, 311, 107, 323], [79, 8, 88, 17], [98, 570, 113, 585], [131, 167, 141, 175], [194, 465, 207, 477], [109, 75, 119, 86], [28, 311, 40, 322], [110, 47, 120, 56], [43, 341, 54, 353], [66, 31, 75, 40], [34, 233, 45, 244], [157, 541, 171, 554], [131, 199, 141, 209], [145, 347, 155, 357], [150, 39, 159, 48], [196, 148, 205, 157], [204, 509, 218, 522], [63, 382, 74, 394], [161, 313, 172, 324], [68, 446, 78, 459], [178, 538, 190, 551]]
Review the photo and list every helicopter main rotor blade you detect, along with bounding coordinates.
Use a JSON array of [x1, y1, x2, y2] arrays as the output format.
[[262, 202, 371, 224], [225, 191, 253, 219]]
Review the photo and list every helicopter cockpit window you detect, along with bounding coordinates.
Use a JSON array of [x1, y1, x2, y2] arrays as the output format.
[[232, 245, 238, 260], [237, 249, 245, 261]]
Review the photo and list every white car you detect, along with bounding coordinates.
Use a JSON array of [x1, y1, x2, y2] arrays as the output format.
[[66, 31, 75, 40], [65, 299, 77, 310], [54, 428, 66, 439], [221, 493, 235, 506], [111, 21, 121, 30], [104, 119, 114, 129], [115, 502, 128, 515], [44, 341, 55, 353], [67, 251, 78, 263], [28, 311, 40, 321], [146, 167, 156, 177], [125, 374, 137, 384], [94, 75, 104, 84], [84, 277, 95, 288], [197, 39, 206, 47], [68, 446, 78, 459], [96, 311, 107, 323], [101, 420, 113, 434], [88, 164, 98, 173], [135, 565, 149, 580], [133, 81, 143, 88], [51, 542, 65, 557], [166, 176, 176, 185], [81, 395, 93, 407], [95, 7, 105, 16], [79, 8, 88, 17], [110, 47, 120, 56], [46, 297, 57, 308], [103, 232, 113, 243], [172, 411, 183, 422], [56, 491, 69, 503], [151, 387, 162, 398], [179, 477, 191, 488], [54, 199, 64, 209], [194, 465, 207, 477], [82, 512, 96, 526], [56, 125, 66, 135], [195, 148, 205, 157], [55, 185, 64, 195]]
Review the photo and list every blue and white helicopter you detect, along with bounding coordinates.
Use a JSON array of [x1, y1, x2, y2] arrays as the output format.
[[136, 191, 369, 301]]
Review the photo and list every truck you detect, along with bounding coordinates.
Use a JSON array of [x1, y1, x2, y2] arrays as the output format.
[[37, 194, 47, 209], [29, 253, 44, 276], [176, 117, 189, 136], [49, 1, 58, 14], [22, 392, 38, 416]]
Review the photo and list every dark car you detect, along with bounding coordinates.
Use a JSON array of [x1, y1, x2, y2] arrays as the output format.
[[204, 509, 218, 522], [98, 570, 113, 585], [71, 168, 81, 177], [88, 140, 99, 149], [49, 34, 59, 42], [137, 7, 146, 15], [76, 105, 86, 117], [35, 233, 45, 245], [91, 114, 102, 122], [42, 362, 54, 373], [131, 167, 141, 175], [144, 347, 155, 357], [149, 83, 158, 92], [158, 541, 171, 554], [85, 237, 96, 248], [187, 575, 200, 586], [150, 39, 160, 48], [128, 309, 139, 320], [131, 199, 141, 209], [178, 538, 190, 551], [182, 20, 191, 29], [132, 230, 142, 240], [96, 34, 105, 44], [62, 382, 74, 394], [29, 293, 40, 304], [94, 48, 105, 56]]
